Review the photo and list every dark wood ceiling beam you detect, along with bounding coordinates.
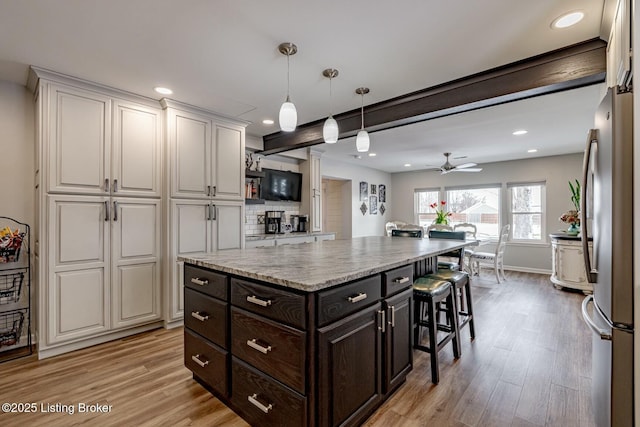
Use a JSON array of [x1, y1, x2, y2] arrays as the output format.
[[261, 38, 606, 155]]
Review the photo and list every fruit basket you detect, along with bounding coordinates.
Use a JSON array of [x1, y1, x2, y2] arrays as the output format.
[[0, 310, 25, 348], [0, 227, 25, 263], [0, 272, 24, 305]]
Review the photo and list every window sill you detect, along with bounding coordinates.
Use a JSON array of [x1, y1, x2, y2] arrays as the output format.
[[507, 240, 551, 248]]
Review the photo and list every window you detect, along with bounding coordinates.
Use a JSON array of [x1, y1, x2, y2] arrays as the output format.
[[445, 185, 501, 238], [414, 188, 439, 227], [508, 182, 545, 241]]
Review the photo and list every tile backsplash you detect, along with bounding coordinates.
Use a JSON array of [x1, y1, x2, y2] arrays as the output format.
[[245, 202, 301, 235]]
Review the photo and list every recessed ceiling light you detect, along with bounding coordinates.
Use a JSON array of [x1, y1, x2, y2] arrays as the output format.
[[154, 86, 173, 95], [552, 11, 584, 29], [404, 163, 411, 167], [368, 153, 377, 157], [513, 130, 528, 135], [528, 149, 538, 153], [262, 119, 274, 125]]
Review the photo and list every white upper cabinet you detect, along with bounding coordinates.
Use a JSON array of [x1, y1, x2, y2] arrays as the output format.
[[46, 82, 162, 197], [112, 100, 162, 197], [166, 101, 245, 200], [606, 0, 632, 88]]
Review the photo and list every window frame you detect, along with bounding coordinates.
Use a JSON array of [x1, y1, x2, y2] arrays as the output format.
[[414, 187, 440, 226], [444, 183, 502, 239], [507, 181, 546, 243]]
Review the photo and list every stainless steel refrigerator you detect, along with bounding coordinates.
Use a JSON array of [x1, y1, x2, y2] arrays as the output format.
[[580, 86, 634, 427]]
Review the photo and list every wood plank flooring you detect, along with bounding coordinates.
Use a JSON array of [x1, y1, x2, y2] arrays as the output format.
[[0, 271, 595, 427]]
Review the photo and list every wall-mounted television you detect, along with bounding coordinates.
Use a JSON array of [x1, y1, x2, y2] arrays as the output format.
[[262, 168, 302, 202]]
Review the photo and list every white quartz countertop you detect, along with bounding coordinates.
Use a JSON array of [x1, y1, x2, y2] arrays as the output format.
[[179, 236, 468, 292]]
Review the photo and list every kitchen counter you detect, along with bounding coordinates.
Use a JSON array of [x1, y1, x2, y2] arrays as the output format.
[[245, 231, 335, 242], [179, 235, 467, 292]]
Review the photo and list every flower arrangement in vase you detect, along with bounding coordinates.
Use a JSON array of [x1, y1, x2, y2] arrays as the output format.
[[430, 201, 452, 225], [560, 179, 581, 235]]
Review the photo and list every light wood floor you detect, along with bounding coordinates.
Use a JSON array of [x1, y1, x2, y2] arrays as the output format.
[[0, 271, 595, 427]]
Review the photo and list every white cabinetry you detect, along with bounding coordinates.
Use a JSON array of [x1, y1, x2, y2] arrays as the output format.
[[31, 67, 164, 358], [166, 103, 244, 200], [550, 234, 593, 294], [606, 0, 632, 88], [300, 149, 322, 232], [163, 100, 247, 325]]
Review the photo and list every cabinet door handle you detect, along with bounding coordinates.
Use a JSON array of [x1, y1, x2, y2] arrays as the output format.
[[247, 338, 272, 354], [113, 179, 118, 192], [212, 185, 216, 196], [191, 354, 209, 368], [113, 201, 118, 221], [378, 309, 386, 333], [104, 201, 109, 221], [347, 292, 367, 303], [205, 204, 211, 221], [210, 205, 216, 220], [191, 311, 209, 322], [247, 295, 272, 307], [393, 277, 410, 284], [207, 185, 211, 196], [190, 277, 208, 286], [248, 393, 273, 414], [105, 178, 110, 193], [389, 305, 396, 327]]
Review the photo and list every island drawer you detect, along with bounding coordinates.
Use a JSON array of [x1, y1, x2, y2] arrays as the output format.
[[185, 288, 228, 348], [231, 357, 306, 427], [231, 307, 306, 394], [185, 329, 229, 398], [316, 275, 381, 327], [382, 265, 414, 296], [185, 265, 228, 301], [231, 278, 306, 329]]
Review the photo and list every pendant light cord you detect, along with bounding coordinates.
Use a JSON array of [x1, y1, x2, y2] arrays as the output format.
[[360, 94, 364, 129], [329, 77, 333, 115], [286, 53, 291, 101]]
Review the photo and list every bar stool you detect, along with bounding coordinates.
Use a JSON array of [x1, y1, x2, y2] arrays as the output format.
[[413, 276, 460, 384]]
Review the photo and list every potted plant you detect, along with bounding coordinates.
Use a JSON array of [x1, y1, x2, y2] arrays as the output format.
[[430, 201, 452, 225]]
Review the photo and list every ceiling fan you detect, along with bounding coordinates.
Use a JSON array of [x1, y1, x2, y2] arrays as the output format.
[[428, 152, 483, 174]]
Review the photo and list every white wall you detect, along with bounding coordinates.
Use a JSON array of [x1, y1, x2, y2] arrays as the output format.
[[0, 81, 34, 225], [391, 153, 584, 272], [322, 158, 391, 237]]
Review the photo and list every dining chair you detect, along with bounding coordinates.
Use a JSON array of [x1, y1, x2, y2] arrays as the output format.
[[453, 223, 478, 273], [426, 223, 453, 233], [469, 224, 510, 283]]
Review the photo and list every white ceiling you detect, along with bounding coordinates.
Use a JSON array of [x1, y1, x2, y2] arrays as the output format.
[[0, 0, 607, 171]]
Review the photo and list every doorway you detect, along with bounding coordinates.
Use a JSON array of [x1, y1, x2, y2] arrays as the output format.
[[322, 178, 352, 240]]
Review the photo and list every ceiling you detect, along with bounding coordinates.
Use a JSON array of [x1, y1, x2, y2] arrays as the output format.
[[0, 0, 608, 171]]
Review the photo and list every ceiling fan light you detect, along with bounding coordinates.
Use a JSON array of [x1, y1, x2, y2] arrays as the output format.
[[323, 116, 339, 143], [279, 100, 297, 132], [356, 130, 370, 152]]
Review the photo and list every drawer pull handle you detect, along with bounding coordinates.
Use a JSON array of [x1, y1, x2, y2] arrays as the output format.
[[191, 311, 209, 322], [247, 295, 272, 307], [191, 354, 209, 368], [393, 276, 410, 284], [190, 277, 209, 286], [247, 339, 272, 354], [348, 292, 367, 303], [248, 393, 273, 414]]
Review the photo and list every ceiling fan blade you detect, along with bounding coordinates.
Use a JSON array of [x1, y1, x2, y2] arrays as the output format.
[[454, 162, 477, 169], [452, 168, 482, 172]]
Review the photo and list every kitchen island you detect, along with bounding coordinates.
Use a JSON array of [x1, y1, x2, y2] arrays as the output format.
[[179, 236, 468, 427]]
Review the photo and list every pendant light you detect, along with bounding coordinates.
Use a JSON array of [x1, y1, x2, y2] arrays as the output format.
[[322, 68, 339, 144], [278, 42, 298, 132], [355, 87, 370, 152]]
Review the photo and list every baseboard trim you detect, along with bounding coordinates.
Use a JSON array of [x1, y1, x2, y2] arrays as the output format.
[[164, 318, 184, 329], [38, 322, 164, 360]]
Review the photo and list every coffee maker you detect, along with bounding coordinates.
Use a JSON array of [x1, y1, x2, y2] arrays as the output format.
[[298, 215, 308, 232], [265, 210, 284, 234]]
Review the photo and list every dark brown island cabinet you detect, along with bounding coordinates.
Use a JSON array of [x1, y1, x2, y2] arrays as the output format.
[[183, 262, 414, 427]]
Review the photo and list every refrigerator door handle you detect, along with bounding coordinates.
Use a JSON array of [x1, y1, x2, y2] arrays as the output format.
[[581, 129, 598, 283], [581, 295, 612, 340]]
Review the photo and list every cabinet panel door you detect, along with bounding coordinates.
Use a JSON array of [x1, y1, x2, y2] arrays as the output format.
[[48, 84, 110, 195], [384, 289, 413, 394], [212, 124, 243, 199], [310, 153, 322, 232], [111, 198, 161, 328], [171, 111, 211, 198], [112, 100, 162, 197], [212, 202, 242, 250], [318, 304, 382, 427]]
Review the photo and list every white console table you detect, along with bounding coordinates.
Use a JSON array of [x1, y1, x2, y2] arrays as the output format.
[[550, 233, 593, 294]]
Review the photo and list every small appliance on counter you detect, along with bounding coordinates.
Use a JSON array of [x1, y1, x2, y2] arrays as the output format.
[[290, 215, 308, 232], [298, 215, 308, 232], [265, 210, 285, 234]]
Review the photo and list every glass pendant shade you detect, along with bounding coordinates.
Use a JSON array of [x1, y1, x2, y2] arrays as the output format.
[[356, 130, 370, 152], [323, 116, 339, 143], [279, 98, 297, 132]]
